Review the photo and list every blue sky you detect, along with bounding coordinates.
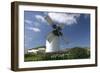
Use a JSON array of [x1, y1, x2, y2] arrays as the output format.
[[24, 11, 90, 49]]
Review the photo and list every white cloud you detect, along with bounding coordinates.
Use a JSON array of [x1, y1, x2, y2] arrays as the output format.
[[48, 13, 80, 25], [32, 28, 40, 32], [35, 15, 45, 22], [25, 19, 41, 27], [25, 19, 32, 24], [28, 27, 40, 32]]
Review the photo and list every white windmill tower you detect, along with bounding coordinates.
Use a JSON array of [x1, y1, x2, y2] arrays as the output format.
[[44, 13, 69, 53]]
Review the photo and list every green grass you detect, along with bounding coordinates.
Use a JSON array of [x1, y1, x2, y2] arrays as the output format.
[[24, 47, 90, 62]]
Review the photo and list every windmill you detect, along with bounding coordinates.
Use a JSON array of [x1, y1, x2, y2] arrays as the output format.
[[44, 14, 69, 53]]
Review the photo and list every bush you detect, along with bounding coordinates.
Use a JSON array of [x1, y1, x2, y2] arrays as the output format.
[[66, 47, 90, 59]]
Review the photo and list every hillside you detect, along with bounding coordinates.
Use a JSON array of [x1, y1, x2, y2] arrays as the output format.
[[24, 47, 90, 62]]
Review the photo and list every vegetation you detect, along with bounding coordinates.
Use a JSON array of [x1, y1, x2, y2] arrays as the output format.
[[24, 47, 90, 62]]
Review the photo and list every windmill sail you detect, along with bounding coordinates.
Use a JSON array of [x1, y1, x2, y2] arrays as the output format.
[[45, 16, 53, 25], [60, 35, 69, 44], [47, 32, 55, 43], [45, 15, 65, 29]]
